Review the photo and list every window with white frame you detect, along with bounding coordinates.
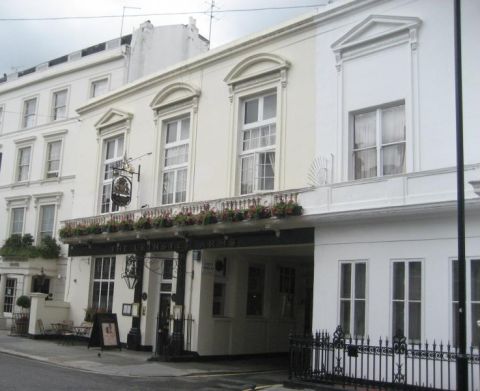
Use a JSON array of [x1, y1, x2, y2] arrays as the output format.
[[392, 260, 422, 342], [3, 278, 17, 313], [52, 89, 67, 120], [22, 98, 37, 128], [339, 261, 366, 337], [10, 207, 25, 235], [45, 140, 62, 178], [246, 265, 265, 316], [16, 146, 31, 182], [279, 267, 295, 318], [240, 93, 277, 194], [100, 135, 124, 213], [452, 259, 480, 347], [38, 205, 55, 240], [161, 116, 190, 204], [352, 104, 405, 180], [91, 257, 116, 312], [91, 78, 108, 98]]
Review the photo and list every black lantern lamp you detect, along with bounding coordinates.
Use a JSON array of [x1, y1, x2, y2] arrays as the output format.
[[122, 255, 139, 289]]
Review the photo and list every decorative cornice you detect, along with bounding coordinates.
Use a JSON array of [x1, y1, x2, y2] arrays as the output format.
[[94, 108, 133, 133], [33, 192, 63, 207], [150, 82, 200, 112], [14, 136, 36, 145]]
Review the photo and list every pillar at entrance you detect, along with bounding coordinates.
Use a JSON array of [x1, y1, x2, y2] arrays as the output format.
[[0, 274, 7, 317]]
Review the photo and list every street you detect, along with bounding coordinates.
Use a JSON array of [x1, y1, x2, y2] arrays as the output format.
[[0, 353, 287, 391]]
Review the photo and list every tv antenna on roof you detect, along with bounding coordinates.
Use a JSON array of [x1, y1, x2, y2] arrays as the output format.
[[120, 6, 141, 39]]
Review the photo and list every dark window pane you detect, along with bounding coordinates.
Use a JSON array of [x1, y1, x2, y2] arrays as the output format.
[[163, 259, 173, 279], [355, 263, 366, 299], [471, 260, 480, 301], [340, 301, 350, 334], [452, 260, 458, 302], [108, 282, 114, 313], [409, 302, 421, 343], [393, 263, 405, 300], [409, 262, 421, 301], [392, 301, 404, 337], [100, 282, 109, 311], [94, 258, 102, 279], [244, 99, 259, 124], [102, 258, 110, 279], [263, 94, 277, 119], [354, 300, 365, 337], [452, 302, 459, 347], [340, 264, 351, 299], [92, 282, 100, 309], [472, 303, 480, 346], [246, 266, 264, 316]]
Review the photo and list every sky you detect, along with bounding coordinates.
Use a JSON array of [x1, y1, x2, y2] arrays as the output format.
[[0, 0, 330, 76]]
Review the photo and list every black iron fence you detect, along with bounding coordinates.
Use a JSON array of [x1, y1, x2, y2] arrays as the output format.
[[289, 326, 480, 390], [155, 313, 194, 359]]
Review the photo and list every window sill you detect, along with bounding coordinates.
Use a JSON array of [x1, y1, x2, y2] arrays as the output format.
[[10, 181, 30, 188], [40, 177, 61, 184]]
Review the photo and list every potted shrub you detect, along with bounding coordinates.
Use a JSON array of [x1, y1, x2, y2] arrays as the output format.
[[134, 216, 152, 230], [173, 212, 196, 226], [272, 200, 303, 218], [197, 209, 218, 225], [118, 219, 134, 232], [245, 205, 271, 220], [220, 209, 245, 223], [102, 220, 119, 233], [152, 214, 173, 228], [15, 295, 31, 334], [37, 236, 61, 259]]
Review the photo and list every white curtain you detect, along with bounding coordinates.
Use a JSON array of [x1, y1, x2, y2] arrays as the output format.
[[382, 105, 405, 175], [354, 111, 376, 149]]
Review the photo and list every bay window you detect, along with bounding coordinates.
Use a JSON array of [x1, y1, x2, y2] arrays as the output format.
[[240, 93, 276, 194], [353, 104, 405, 179]]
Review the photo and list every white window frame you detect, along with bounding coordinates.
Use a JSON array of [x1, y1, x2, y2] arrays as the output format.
[[33, 192, 62, 243], [5, 195, 30, 239], [90, 256, 116, 313], [37, 204, 56, 242], [3, 278, 17, 314], [338, 260, 368, 338], [238, 92, 277, 195], [160, 116, 191, 205], [451, 257, 480, 347], [21, 96, 38, 129], [44, 139, 62, 179], [99, 134, 124, 214], [15, 145, 33, 183], [351, 102, 406, 180], [90, 76, 110, 98], [391, 259, 423, 343], [51, 88, 69, 121], [10, 207, 26, 236]]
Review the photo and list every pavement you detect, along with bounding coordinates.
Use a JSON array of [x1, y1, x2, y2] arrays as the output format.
[[0, 330, 310, 390]]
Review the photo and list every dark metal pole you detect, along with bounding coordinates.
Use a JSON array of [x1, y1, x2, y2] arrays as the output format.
[[127, 252, 145, 350], [454, 0, 467, 389]]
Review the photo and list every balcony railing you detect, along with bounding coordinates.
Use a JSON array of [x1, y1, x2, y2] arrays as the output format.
[[61, 189, 308, 230]]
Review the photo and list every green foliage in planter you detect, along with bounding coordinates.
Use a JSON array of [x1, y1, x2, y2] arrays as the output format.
[[173, 212, 196, 226], [73, 225, 88, 236], [118, 219, 134, 231], [134, 217, 152, 230], [59, 226, 74, 239], [272, 200, 303, 218], [0, 234, 60, 259], [197, 209, 218, 225], [152, 214, 173, 228], [85, 224, 103, 235], [103, 220, 119, 233], [245, 205, 271, 220], [0, 234, 39, 258], [37, 236, 61, 259], [220, 209, 245, 223], [16, 295, 31, 309]]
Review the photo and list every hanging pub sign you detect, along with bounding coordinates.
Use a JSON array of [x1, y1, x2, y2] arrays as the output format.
[[111, 175, 132, 207]]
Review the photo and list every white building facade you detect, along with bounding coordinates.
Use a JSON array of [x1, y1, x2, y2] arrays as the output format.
[[0, 20, 208, 326], [55, 1, 480, 375]]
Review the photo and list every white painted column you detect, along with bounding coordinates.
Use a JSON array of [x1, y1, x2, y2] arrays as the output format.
[[23, 274, 32, 295]]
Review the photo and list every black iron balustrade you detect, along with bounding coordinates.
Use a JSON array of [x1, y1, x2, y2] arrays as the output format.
[[289, 326, 480, 390], [155, 313, 194, 360]]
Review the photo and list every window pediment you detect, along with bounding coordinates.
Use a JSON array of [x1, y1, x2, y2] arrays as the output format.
[[224, 53, 290, 87], [150, 82, 200, 112], [5, 195, 31, 209], [94, 108, 133, 133], [331, 15, 421, 60]]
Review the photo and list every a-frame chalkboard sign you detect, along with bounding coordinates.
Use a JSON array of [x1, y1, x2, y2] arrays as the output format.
[[88, 313, 122, 351]]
